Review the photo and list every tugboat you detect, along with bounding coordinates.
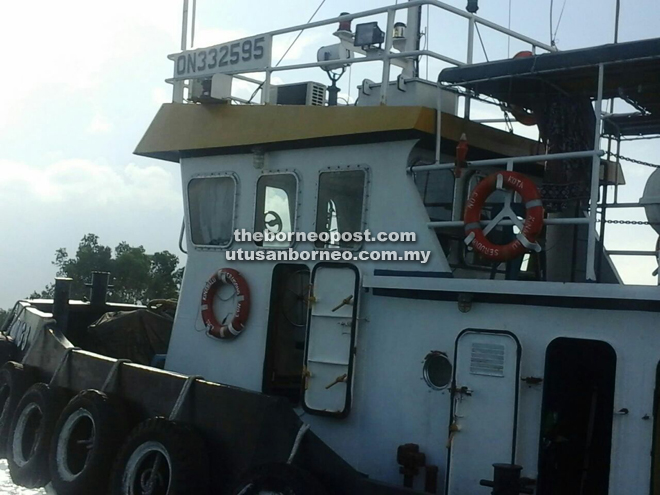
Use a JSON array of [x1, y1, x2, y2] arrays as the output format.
[[2, 1, 660, 493]]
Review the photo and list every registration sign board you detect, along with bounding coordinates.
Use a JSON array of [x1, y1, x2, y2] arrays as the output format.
[[170, 34, 272, 80]]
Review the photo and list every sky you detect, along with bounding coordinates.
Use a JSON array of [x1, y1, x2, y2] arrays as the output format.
[[0, 0, 659, 308]]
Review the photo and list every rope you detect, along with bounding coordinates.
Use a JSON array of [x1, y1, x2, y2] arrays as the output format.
[[474, 23, 489, 62], [287, 423, 311, 464], [552, 0, 568, 44], [247, 0, 327, 104]]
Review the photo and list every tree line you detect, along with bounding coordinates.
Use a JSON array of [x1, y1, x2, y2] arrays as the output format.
[[2, 234, 183, 322]]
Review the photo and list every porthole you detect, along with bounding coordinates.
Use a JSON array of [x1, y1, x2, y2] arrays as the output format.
[[423, 352, 452, 390]]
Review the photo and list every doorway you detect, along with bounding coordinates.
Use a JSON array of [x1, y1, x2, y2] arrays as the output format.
[[262, 264, 310, 403], [537, 338, 616, 495]]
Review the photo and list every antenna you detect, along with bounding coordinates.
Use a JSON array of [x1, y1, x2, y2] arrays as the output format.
[[614, 0, 621, 43]]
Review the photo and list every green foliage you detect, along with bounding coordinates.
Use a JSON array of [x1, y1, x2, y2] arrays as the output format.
[[32, 233, 184, 305]]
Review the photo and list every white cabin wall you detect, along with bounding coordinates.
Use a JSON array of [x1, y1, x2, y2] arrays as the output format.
[[302, 292, 657, 492], [166, 139, 452, 388]]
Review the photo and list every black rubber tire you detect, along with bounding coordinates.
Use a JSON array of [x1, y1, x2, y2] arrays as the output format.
[[7, 382, 68, 488], [0, 361, 35, 458], [230, 463, 329, 495], [49, 389, 129, 495], [0, 336, 17, 367], [109, 417, 210, 495]]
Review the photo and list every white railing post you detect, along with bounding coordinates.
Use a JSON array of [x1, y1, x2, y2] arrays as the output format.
[[379, 9, 396, 105], [172, 0, 189, 103], [464, 16, 476, 118], [262, 69, 272, 104], [586, 63, 605, 282]]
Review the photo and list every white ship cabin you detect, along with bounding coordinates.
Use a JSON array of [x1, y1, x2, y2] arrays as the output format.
[[136, 2, 660, 494]]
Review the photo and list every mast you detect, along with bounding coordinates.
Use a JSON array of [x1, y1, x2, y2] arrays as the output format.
[[404, 0, 423, 78]]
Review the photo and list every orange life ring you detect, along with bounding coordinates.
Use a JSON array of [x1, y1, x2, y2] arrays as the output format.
[[464, 171, 544, 262], [508, 51, 538, 126], [201, 268, 251, 339]]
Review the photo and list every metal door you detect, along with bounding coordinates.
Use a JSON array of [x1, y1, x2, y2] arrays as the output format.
[[302, 263, 359, 418], [446, 330, 521, 494]]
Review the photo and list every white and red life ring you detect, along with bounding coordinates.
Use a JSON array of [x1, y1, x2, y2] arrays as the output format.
[[464, 171, 544, 262], [201, 268, 251, 339], [508, 51, 538, 126]]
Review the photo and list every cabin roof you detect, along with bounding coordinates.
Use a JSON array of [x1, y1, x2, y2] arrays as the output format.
[[439, 37, 660, 136], [134, 104, 540, 162]]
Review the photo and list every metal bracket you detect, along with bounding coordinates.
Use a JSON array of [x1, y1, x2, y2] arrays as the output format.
[[101, 359, 132, 393], [361, 79, 374, 96], [397, 74, 407, 92], [49, 347, 81, 386], [169, 375, 203, 421]]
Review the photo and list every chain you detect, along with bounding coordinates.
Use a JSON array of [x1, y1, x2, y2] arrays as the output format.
[[612, 153, 660, 169], [602, 219, 660, 226]]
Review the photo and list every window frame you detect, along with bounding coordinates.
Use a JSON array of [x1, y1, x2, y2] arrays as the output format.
[[313, 165, 370, 252], [186, 172, 239, 250], [252, 170, 300, 250]]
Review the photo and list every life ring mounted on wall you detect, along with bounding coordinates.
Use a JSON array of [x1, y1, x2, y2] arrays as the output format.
[[201, 268, 251, 340], [464, 171, 544, 262]]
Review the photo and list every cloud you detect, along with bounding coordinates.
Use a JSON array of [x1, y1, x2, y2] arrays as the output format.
[[88, 114, 114, 134], [193, 28, 250, 48], [0, 159, 180, 211]]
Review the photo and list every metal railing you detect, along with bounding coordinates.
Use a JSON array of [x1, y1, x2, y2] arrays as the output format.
[[170, 0, 553, 105], [426, 62, 632, 283]]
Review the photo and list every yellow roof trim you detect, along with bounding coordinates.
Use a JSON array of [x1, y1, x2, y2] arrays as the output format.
[[134, 103, 538, 162]]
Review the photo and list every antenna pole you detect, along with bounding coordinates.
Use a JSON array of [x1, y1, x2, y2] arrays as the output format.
[[614, 0, 621, 43], [181, 0, 189, 50], [405, 0, 422, 78], [191, 0, 197, 48]]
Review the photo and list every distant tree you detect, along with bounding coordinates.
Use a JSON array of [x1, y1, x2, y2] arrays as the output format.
[[30, 234, 184, 305], [0, 308, 8, 327]]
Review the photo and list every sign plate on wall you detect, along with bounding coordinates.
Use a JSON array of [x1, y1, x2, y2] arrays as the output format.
[[170, 34, 272, 80]]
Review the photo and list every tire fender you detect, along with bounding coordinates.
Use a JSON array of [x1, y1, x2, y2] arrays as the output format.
[[7, 382, 68, 488], [49, 389, 130, 495], [0, 361, 36, 459], [109, 417, 210, 495]]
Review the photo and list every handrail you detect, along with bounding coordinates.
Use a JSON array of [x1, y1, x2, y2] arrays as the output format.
[[169, 0, 553, 104], [409, 150, 605, 174], [179, 219, 188, 255], [264, 0, 554, 52]]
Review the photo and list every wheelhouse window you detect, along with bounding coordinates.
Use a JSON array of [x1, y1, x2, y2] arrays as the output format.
[[188, 176, 236, 247], [315, 170, 366, 249], [254, 174, 297, 248]]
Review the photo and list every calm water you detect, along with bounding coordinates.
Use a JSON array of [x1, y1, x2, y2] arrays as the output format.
[[0, 461, 45, 495]]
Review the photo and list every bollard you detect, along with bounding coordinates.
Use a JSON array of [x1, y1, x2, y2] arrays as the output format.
[[52, 278, 72, 335], [479, 464, 534, 495]]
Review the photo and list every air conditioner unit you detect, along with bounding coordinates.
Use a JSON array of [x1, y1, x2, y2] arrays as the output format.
[[269, 82, 327, 106], [189, 74, 233, 103]]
